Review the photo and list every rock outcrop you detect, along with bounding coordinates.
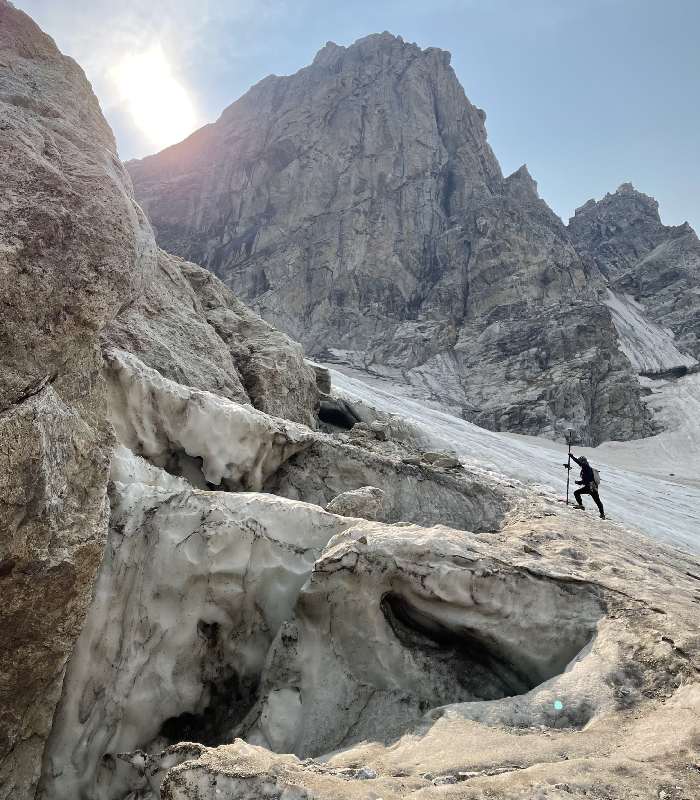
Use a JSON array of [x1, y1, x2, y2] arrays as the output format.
[[102, 248, 319, 427], [0, 3, 154, 794], [569, 183, 700, 367], [325, 485, 386, 520], [127, 33, 658, 445]]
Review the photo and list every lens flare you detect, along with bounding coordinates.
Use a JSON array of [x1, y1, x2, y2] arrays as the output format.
[[110, 44, 198, 150]]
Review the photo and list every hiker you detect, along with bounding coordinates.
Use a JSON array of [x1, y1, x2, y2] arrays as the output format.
[[570, 454, 605, 519]]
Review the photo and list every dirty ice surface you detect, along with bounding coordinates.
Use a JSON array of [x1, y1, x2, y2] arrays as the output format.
[[329, 366, 700, 555]]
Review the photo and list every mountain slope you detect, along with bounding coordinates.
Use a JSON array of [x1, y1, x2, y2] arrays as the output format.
[[128, 33, 660, 446]]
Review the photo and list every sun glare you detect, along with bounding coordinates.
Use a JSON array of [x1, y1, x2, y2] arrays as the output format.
[[110, 44, 198, 151]]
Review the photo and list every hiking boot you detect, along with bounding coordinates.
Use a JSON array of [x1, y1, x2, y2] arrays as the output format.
[[600, 512, 606, 519], [572, 504, 585, 510]]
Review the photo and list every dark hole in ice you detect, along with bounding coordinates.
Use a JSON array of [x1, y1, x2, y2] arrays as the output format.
[[158, 621, 260, 747], [197, 619, 220, 642], [159, 672, 260, 747], [318, 398, 359, 429], [381, 592, 534, 699], [381, 587, 598, 704]]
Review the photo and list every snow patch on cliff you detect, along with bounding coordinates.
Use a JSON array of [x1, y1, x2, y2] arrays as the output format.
[[603, 290, 697, 375]]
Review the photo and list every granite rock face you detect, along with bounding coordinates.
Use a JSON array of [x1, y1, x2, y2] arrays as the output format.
[[128, 33, 658, 445], [103, 249, 320, 427], [176, 258, 319, 426], [569, 183, 700, 365], [0, 3, 153, 795]]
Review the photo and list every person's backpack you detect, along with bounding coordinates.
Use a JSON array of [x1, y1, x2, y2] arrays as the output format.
[[592, 468, 601, 487]]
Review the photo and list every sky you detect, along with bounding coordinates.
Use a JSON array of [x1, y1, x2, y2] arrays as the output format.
[[14, 0, 700, 230]]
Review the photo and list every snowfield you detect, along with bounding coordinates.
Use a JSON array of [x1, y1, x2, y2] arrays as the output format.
[[329, 366, 700, 554]]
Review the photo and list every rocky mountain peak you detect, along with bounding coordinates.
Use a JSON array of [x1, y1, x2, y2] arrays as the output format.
[[572, 181, 661, 226], [502, 163, 539, 202], [568, 182, 667, 278], [127, 31, 665, 445], [568, 182, 700, 359], [311, 31, 446, 70]]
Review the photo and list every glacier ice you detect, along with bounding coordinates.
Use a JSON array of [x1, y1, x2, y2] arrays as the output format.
[[104, 349, 314, 490], [39, 449, 353, 799]]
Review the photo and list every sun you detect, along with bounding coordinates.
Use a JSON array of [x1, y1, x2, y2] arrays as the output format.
[[110, 44, 199, 151]]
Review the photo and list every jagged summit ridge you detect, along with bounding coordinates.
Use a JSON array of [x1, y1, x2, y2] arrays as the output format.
[[571, 182, 661, 228], [311, 31, 438, 66], [568, 181, 700, 359]]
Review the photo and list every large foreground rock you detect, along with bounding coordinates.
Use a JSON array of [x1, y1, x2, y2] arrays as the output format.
[[0, 5, 317, 797], [127, 33, 659, 445], [103, 250, 319, 427], [0, 3, 153, 795]]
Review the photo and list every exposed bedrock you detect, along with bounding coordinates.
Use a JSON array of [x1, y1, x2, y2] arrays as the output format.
[[102, 249, 319, 427], [0, 387, 112, 799], [569, 182, 700, 362]]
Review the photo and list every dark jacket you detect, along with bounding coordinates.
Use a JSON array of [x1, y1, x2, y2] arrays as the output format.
[[570, 454, 595, 485]]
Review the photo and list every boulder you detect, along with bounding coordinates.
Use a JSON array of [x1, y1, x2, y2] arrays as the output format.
[[369, 420, 389, 441], [325, 486, 386, 521], [431, 455, 462, 469]]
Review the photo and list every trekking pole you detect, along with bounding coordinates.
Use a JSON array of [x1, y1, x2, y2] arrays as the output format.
[[566, 431, 573, 505]]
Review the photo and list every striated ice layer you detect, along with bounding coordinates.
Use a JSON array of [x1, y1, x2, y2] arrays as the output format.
[[104, 349, 314, 490], [39, 450, 352, 800]]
